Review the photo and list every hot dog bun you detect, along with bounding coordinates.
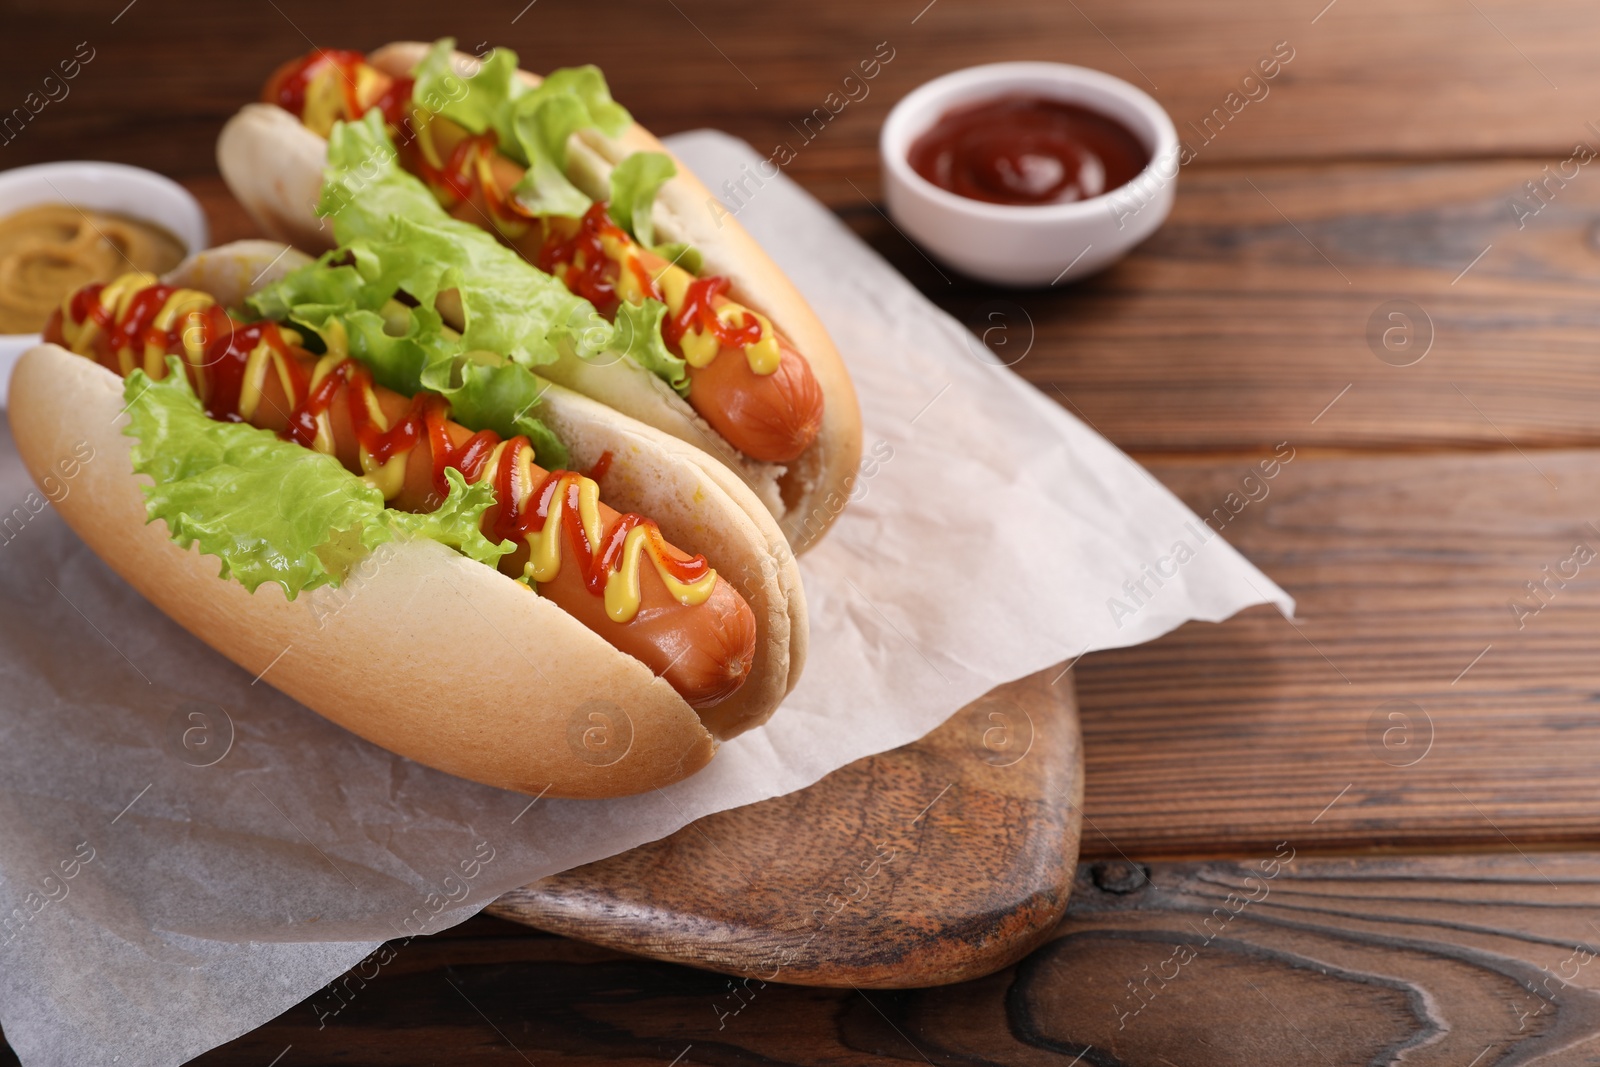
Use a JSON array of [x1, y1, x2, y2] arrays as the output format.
[[7, 242, 806, 798], [217, 42, 862, 553]]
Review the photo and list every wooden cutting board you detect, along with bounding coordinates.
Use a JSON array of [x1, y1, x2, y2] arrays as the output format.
[[488, 665, 1082, 988]]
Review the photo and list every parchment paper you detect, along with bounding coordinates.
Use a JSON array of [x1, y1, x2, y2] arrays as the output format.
[[0, 132, 1292, 1067]]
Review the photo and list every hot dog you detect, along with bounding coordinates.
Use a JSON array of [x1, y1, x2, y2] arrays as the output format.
[[219, 39, 863, 553], [261, 46, 824, 462], [8, 241, 806, 798], [44, 273, 756, 708]]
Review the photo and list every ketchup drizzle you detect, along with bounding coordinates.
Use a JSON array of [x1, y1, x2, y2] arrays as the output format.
[[48, 284, 304, 424], [285, 360, 427, 464], [201, 314, 301, 423], [267, 49, 413, 128], [493, 463, 709, 593], [424, 400, 498, 502], [535, 203, 627, 316], [659, 274, 762, 352]]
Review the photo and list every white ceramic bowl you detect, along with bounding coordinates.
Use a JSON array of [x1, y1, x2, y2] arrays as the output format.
[[0, 161, 209, 407], [881, 62, 1179, 287]]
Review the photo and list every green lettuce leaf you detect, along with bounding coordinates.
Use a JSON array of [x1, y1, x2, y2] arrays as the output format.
[[607, 151, 674, 247], [248, 247, 574, 468], [126, 361, 388, 597], [419, 352, 570, 467], [125, 360, 509, 599], [311, 112, 614, 368], [247, 254, 453, 398], [244, 253, 372, 320], [508, 92, 596, 218], [251, 266, 444, 398], [385, 467, 514, 566], [410, 38, 629, 218], [410, 39, 515, 142], [305, 110, 691, 405], [374, 214, 612, 367], [649, 240, 703, 277], [508, 66, 630, 216], [339, 304, 450, 397], [316, 112, 442, 237], [614, 299, 689, 398], [519, 64, 631, 151], [607, 151, 703, 274]]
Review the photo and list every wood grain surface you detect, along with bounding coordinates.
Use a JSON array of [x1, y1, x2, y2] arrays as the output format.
[[171, 851, 1600, 1065], [936, 161, 1600, 454], [490, 668, 1082, 988], [1077, 448, 1600, 859], [6, 0, 1600, 1061]]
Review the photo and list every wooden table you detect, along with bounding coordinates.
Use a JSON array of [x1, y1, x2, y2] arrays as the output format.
[[7, 0, 1600, 1062]]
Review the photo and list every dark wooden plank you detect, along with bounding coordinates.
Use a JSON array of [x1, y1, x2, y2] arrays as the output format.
[[1015, 852, 1600, 1067], [1077, 446, 1600, 859], [842, 158, 1600, 454], [490, 667, 1081, 988], [169, 850, 1600, 1065]]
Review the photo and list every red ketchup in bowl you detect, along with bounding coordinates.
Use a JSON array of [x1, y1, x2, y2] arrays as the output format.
[[907, 93, 1150, 206]]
